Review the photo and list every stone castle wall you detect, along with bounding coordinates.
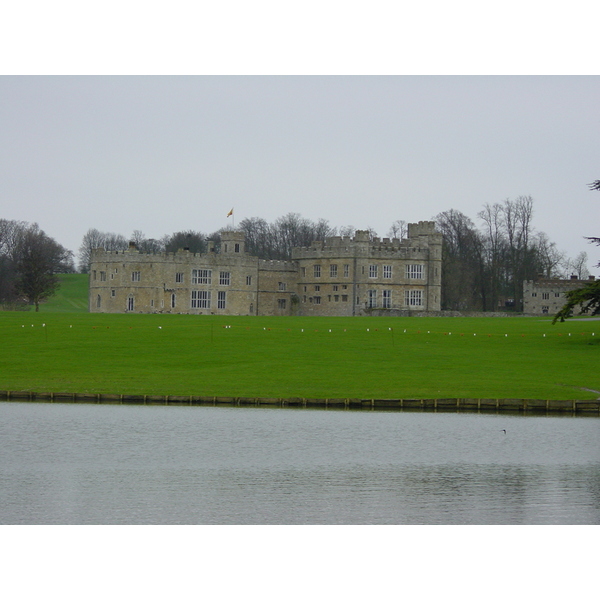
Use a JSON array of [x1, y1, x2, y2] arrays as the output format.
[[89, 223, 443, 316], [523, 276, 596, 315]]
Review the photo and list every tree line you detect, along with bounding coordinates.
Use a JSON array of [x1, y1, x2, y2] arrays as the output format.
[[78, 198, 588, 313], [0, 219, 74, 311], [434, 196, 589, 312]]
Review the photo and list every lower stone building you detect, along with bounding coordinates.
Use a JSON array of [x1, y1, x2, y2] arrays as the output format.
[[523, 276, 596, 315], [89, 222, 442, 316]]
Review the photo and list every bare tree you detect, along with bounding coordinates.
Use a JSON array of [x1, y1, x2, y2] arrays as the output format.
[[78, 228, 128, 272], [567, 251, 590, 279], [162, 230, 207, 254], [387, 219, 407, 240]]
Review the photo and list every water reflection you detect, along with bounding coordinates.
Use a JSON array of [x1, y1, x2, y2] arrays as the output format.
[[0, 402, 598, 524]]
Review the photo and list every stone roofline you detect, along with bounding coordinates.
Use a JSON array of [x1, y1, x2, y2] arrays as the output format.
[[525, 275, 596, 285]]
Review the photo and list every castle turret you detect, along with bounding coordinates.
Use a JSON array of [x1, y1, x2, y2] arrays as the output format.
[[220, 231, 245, 254]]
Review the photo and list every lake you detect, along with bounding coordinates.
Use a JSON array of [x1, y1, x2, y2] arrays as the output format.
[[0, 401, 598, 524]]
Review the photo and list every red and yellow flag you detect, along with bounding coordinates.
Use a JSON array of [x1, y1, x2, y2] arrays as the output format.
[[226, 208, 233, 217]]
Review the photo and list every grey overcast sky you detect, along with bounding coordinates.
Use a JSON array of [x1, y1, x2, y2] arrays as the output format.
[[1, 75, 598, 273]]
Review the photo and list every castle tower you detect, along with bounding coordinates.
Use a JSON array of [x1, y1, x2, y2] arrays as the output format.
[[220, 231, 246, 254]]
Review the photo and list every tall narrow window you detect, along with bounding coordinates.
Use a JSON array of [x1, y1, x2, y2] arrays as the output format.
[[383, 265, 392, 279], [246, 275, 252, 285], [96, 295, 102, 308], [369, 265, 378, 278], [314, 265, 321, 278], [368, 289, 377, 308], [131, 271, 141, 282], [127, 296, 134, 311], [383, 289, 391, 308], [176, 272, 184, 283], [218, 291, 226, 309], [330, 264, 338, 278], [344, 264, 349, 277], [171, 293, 176, 308]]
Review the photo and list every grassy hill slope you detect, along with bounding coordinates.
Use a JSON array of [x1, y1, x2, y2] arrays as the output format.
[[40, 274, 88, 313]]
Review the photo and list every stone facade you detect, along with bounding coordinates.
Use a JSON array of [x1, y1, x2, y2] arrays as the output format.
[[89, 223, 442, 316], [523, 276, 596, 315]]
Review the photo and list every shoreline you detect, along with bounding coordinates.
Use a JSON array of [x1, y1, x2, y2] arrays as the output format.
[[2, 390, 599, 415]]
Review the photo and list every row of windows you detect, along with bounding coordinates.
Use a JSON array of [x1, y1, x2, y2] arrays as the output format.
[[306, 264, 423, 279], [304, 290, 423, 308], [108, 291, 230, 311], [191, 290, 227, 309], [96, 265, 425, 285], [531, 292, 561, 299]]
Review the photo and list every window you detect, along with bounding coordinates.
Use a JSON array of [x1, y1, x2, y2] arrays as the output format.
[[334, 295, 339, 302], [191, 290, 210, 308], [111, 289, 116, 298], [131, 271, 141, 282], [542, 292, 549, 300], [301, 267, 306, 277], [406, 264, 423, 279], [246, 275, 252, 285], [555, 292, 560, 297], [330, 264, 338, 278], [234, 243, 240, 253], [176, 272, 184, 283], [383, 265, 392, 279], [278, 299, 286, 310], [278, 282, 286, 291], [341, 295, 348, 302], [333, 285, 338, 291], [100, 271, 107, 281], [344, 264, 349, 277], [219, 271, 231, 286], [92, 270, 96, 280], [96, 295, 101, 308], [368, 289, 377, 308], [127, 296, 134, 311], [314, 265, 321, 278], [192, 269, 211, 284], [369, 265, 378, 278], [313, 296, 321, 304], [314, 285, 320, 291], [218, 291, 226, 309], [405, 290, 423, 306], [383, 289, 391, 308], [171, 293, 176, 308], [542, 306, 549, 314], [531, 292, 537, 297]]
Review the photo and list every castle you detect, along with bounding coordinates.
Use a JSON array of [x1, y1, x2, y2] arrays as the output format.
[[89, 221, 442, 316], [523, 276, 596, 315]]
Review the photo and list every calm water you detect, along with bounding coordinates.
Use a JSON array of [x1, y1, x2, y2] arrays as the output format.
[[0, 402, 598, 524]]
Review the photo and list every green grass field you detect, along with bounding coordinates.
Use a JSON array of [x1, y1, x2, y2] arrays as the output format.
[[1, 308, 599, 400]]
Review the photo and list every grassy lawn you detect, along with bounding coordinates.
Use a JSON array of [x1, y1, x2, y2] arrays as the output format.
[[1, 310, 598, 400]]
